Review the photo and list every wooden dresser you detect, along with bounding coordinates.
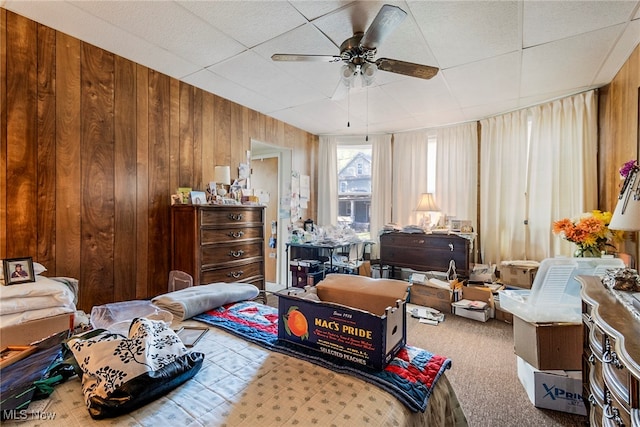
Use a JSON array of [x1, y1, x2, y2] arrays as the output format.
[[379, 232, 471, 278], [170, 204, 265, 293], [578, 275, 640, 426]]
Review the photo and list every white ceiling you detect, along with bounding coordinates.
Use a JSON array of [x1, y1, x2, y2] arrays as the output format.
[[3, 1, 640, 137]]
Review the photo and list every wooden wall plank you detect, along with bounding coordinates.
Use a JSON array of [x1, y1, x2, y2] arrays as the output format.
[[179, 82, 194, 188], [1, 9, 8, 259], [230, 102, 246, 179], [55, 31, 81, 280], [169, 78, 180, 195], [135, 64, 149, 299], [36, 23, 56, 272], [193, 88, 203, 190], [148, 70, 171, 297], [214, 95, 231, 177], [202, 92, 215, 185], [6, 12, 37, 258], [80, 43, 115, 311], [114, 55, 136, 302]]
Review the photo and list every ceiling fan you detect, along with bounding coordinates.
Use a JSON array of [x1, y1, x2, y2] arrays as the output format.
[[271, 4, 439, 89]]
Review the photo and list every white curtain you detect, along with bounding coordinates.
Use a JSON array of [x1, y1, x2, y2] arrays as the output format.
[[392, 130, 432, 226], [436, 123, 478, 231], [369, 134, 392, 258], [480, 90, 597, 265], [480, 110, 530, 265], [528, 91, 598, 260], [317, 135, 338, 226]]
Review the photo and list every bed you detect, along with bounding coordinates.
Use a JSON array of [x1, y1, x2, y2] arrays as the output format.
[[2, 310, 467, 427]]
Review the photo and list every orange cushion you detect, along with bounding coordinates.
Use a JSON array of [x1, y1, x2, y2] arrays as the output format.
[[316, 274, 409, 316]]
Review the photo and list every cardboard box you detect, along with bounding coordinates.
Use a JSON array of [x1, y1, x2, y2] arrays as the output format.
[[517, 356, 586, 415], [277, 284, 406, 370], [0, 312, 74, 347], [409, 282, 453, 313], [499, 263, 538, 289], [451, 305, 491, 322], [495, 307, 513, 324], [513, 316, 582, 371]]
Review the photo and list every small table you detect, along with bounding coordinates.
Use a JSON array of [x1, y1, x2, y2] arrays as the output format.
[[285, 240, 373, 288]]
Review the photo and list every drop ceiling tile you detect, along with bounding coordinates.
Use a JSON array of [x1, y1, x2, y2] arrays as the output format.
[[521, 25, 622, 99], [288, 0, 353, 21], [381, 75, 459, 116], [69, 1, 246, 68], [461, 99, 520, 123], [444, 52, 521, 109], [182, 69, 281, 114], [409, 0, 521, 69], [178, 1, 306, 48], [523, 1, 637, 48], [595, 19, 640, 84]]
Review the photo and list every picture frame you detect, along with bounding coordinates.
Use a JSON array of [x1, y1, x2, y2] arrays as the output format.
[[0, 346, 37, 369], [175, 326, 208, 347], [2, 257, 36, 285], [190, 191, 207, 205]]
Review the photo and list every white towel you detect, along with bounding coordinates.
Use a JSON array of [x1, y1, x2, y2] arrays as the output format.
[[152, 283, 260, 320]]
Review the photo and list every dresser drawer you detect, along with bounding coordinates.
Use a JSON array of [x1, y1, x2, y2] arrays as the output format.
[[201, 227, 263, 244], [201, 241, 264, 267], [200, 208, 263, 226], [200, 261, 264, 284]]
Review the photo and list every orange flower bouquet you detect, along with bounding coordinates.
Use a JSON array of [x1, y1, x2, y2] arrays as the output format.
[[552, 210, 623, 257]]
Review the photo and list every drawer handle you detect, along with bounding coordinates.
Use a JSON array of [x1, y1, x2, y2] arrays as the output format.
[[449, 243, 454, 251], [585, 313, 593, 323], [604, 403, 623, 425], [229, 250, 245, 258], [603, 350, 624, 369], [228, 213, 244, 221], [588, 353, 595, 365], [588, 394, 596, 405], [228, 271, 244, 279], [229, 231, 245, 238]]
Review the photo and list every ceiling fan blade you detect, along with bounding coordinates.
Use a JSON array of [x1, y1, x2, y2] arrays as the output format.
[[360, 4, 407, 49], [375, 58, 439, 80], [271, 54, 341, 63]]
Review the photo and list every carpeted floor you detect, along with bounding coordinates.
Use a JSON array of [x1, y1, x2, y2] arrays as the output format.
[[265, 292, 588, 427]]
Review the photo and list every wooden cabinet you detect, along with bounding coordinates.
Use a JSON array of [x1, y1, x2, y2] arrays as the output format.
[[171, 204, 265, 293], [578, 275, 640, 427], [379, 232, 471, 278]]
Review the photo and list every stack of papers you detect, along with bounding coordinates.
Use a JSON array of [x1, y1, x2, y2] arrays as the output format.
[[451, 299, 488, 310], [411, 307, 445, 325]]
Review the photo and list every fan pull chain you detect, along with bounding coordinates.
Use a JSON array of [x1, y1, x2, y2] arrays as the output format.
[[347, 87, 350, 128], [365, 86, 369, 142]]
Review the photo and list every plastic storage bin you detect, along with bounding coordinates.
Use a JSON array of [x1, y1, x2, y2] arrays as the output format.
[[499, 257, 625, 323]]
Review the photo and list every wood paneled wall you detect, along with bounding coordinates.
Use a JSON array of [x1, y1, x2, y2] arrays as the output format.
[[598, 42, 640, 260], [0, 10, 318, 311]]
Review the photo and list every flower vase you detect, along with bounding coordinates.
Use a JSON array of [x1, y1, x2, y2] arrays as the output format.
[[574, 246, 601, 258]]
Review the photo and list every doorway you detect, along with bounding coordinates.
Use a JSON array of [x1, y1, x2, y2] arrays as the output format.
[[250, 140, 291, 290]]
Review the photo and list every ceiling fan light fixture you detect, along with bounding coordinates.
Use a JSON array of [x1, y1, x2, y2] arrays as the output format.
[[361, 62, 377, 86]]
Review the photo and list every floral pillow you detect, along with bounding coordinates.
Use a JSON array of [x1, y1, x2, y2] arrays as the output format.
[[68, 317, 204, 419]]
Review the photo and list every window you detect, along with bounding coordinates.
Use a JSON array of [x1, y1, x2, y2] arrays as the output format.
[[337, 144, 372, 237]]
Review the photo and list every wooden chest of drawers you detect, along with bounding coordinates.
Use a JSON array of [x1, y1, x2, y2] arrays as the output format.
[[578, 276, 640, 427], [379, 232, 471, 278], [170, 204, 265, 292]]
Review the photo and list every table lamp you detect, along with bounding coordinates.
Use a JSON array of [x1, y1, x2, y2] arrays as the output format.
[[214, 165, 231, 197], [415, 193, 440, 230]]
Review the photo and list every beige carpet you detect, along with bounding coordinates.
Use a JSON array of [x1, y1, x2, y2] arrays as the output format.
[[266, 292, 588, 427]]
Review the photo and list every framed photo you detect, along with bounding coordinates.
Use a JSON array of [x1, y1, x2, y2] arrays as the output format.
[[2, 257, 35, 285], [175, 326, 208, 347], [190, 191, 207, 205], [0, 346, 37, 369]]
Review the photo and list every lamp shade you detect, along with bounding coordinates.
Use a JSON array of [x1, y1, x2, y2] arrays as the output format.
[[609, 164, 640, 231], [214, 165, 231, 185], [415, 193, 439, 212]]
